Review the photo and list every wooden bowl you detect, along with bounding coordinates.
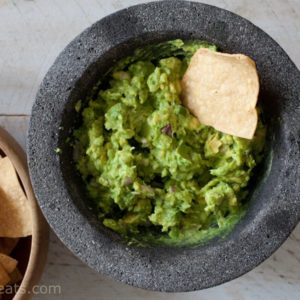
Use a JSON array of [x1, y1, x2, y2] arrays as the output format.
[[0, 127, 49, 300]]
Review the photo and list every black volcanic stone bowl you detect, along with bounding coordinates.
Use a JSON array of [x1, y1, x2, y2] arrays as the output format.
[[28, 0, 300, 292]]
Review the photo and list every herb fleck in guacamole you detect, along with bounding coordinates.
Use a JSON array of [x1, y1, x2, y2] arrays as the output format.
[[73, 40, 266, 246]]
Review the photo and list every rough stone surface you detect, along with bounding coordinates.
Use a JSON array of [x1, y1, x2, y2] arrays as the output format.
[[27, 0, 300, 292]]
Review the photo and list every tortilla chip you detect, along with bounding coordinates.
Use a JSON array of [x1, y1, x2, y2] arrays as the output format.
[[8, 268, 22, 285], [0, 157, 32, 237], [0, 263, 10, 288], [0, 238, 19, 255], [182, 48, 259, 139], [0, 254, 17, 274]]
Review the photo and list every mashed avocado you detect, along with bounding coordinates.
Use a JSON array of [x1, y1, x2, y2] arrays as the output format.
[[73, 40, 266, 246]]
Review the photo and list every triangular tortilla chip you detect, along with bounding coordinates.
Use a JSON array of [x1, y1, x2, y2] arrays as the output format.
[[0, 238, 19, 255], [0, 254, 17, 274], [182, 48, 259, 139], [0, 263, 10, 288], [0, 157, 32, 237], [8, 268, 23, 285]]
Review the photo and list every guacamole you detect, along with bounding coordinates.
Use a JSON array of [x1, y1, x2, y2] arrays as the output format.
[[73, 40, 266, 246]]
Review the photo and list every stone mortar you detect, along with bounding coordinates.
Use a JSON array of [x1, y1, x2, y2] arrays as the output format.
[[27, 0, 300, 292]]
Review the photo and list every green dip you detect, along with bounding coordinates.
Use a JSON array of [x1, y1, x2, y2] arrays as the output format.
[[73, 39, 266, 246]]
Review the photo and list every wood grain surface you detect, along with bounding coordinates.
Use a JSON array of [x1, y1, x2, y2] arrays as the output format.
[[0, 1, 299, 299]]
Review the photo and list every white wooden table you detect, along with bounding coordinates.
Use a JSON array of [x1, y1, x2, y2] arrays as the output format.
[[1, 1, 300, 299]]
